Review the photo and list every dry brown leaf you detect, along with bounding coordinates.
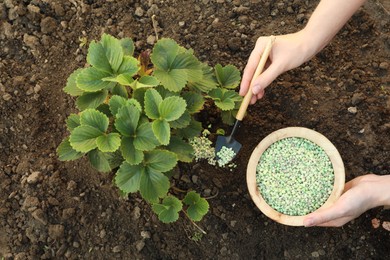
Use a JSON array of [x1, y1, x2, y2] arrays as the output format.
[[371, 218, 381, 229], [382, 221, 390, 231]]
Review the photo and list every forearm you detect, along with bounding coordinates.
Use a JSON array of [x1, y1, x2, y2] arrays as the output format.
[[301, 0, 367, 60]]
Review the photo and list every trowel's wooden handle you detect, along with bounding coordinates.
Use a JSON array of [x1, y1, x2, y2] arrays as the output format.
[[236, 36, 276, 121]]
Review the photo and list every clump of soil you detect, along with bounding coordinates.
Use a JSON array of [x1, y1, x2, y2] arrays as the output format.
[[1, 0, 389, 259]]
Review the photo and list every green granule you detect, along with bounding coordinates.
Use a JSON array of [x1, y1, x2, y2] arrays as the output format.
[[216, 146, 236, 167], [190, 130, 216, 166], [256, 137, 334, 216]]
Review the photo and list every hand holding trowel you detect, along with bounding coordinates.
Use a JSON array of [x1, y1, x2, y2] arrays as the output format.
[[215, 36, 276, 159]]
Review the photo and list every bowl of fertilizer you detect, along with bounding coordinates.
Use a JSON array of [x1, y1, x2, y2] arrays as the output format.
[[246, 127, 345, 226]]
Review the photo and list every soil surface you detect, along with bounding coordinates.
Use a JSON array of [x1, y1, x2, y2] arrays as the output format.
[[1, 0, 389, 259]]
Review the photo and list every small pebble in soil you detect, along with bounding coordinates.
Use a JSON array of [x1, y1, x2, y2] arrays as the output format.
[[348, 106, 358, 114], [256, 137, 334, 216], [311, 251, 320, 258], [379, 62, 389, 70], [27, 171, 41, 184], [112, 245, 122, 253], [135, 240, 145, 252], [2, 93, 12, 101]]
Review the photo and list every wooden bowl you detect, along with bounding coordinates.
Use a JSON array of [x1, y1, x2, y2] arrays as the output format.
[[246, 127, 345, 226]]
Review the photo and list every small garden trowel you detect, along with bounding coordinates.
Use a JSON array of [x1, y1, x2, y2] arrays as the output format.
[[215, 36, 276, 160]]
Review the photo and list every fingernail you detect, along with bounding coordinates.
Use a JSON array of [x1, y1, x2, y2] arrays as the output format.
[[304, 218, 314, 227], [253, 84, 260, 95]]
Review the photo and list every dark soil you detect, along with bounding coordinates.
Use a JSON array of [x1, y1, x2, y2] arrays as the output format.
[[1, 0, 389, 259]]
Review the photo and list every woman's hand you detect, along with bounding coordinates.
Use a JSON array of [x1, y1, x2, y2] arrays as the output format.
[[239, 31, 312, 104], [240, 0, 367, 104], [303, 174, 390, 227]]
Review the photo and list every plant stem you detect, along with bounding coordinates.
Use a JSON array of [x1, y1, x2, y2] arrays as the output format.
[[152, 15, 159, 40], [182, 210, 207, 235], [204, 190, 219, 200], [171, 186, 187, 193]]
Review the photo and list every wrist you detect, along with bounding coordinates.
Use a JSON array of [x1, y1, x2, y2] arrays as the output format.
[[297, 27, 325, 62], [363, 174, 390, 209], [281, 30, 317, 68], [374, 175, 390, 207]]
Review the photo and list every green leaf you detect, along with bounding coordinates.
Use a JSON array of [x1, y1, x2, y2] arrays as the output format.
[[112, 84, 128, 98], [115, 161, 144, 193], [152, 119, 170, 145], [132, 76, 160, 89], [215, 98, 235, 111], [57, 138, 84, 161], [167, 136, 194, 163], [151, 39, 202, 92], [77, 67, 112, 92], [221, 110, 235, 125], [64, 69, 84, 96], [214, 64, 241, 89], [101, 34, 124, 73], [120, 136, 143, 165], [150, 38, 180, 70], [183, 191, 209, 222], [133, 88, 147, 108], [120, 37, 135, 56], [152, 196, 182, 223], [188, 63, 218, 92], [80, 109, 109, 132], [145, 149, 178, 173], [69, 125, 103, 153], [153, 68, 188, 93], [140, 168, 170, 203], [102, 73, 134, 86], [66, 114, 80, 131], [76, 90, 108, 110], [134, 122, 159, 151], [177, 52, 203, 83], [96, 133, 121, 152], [144, 88, 162, 120], [216, 128, 225, 135], [105, 150, 124, 169], [182, 92, 204, 114], [155, 85, 177, 99], [88, 149, 112, 172], [176, 119, 202, 139], [109, 96, 141, 116], [208, 89, 240, 111], [118, 56, 139, 75], [87, 41, 112, 73], [169, 111, 191, 129], [159, 96, 186, 122], [115, 104, 140, 136], [127, 99, 142, 112], [109, 95, 128, 116], [96, 103, 112, 118]]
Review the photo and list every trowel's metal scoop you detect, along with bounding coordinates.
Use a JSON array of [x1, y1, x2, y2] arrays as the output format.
[[215, 36, 275, 160], [215, 120, 242, 160]]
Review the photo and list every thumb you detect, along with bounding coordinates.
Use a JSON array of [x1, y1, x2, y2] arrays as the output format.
[[252, 63, 281, 95]]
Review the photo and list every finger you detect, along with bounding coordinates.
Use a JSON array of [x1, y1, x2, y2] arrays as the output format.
[[252, 62, 281, 95], [239, 38, 267, 96], [315, 216, 353, 227], [303, 201, 346, 227], [256, 89, 265, 99], [250, 95, 257, 105]]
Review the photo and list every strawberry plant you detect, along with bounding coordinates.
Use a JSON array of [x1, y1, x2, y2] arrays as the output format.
[[57, 34, 241, 223]]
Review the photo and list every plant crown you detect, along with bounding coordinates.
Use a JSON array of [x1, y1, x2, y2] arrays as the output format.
[[58, 34, 242, 223]]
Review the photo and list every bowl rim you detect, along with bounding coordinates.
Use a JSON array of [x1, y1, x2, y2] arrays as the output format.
[[246, 127, 345, 226]]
